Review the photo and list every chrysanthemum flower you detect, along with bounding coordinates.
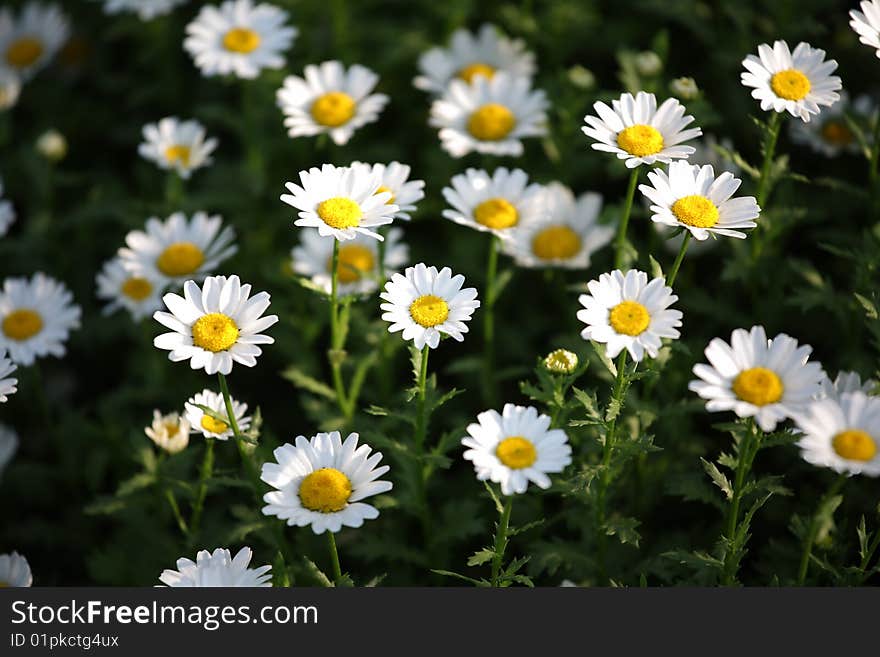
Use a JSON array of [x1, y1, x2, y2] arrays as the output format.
[[0, 423, 17, 477], [0, 176, 14, 238], [184, 388, 251, 440], [350, 161, 424, 220], [159, 547, 271, 587], [0, 551, 31, 587], [96, 257, 165, 321], [281, 164, 399, 241], [0, 69, 21, 111], [0, 2, 69, 80], [789, 91, 873, 157], [0, 349, 18, 402], [639, 161, 760, 241], [851, 1, 880, 58], [577, 269, 682, 362], [261, 431, 392, 535], [504, 182, 613, 268], [741, 40, 841, 122], [414, 23, 536, 95], [99, 0, 186, 20], [0, 273, 81, 366], [120, 212, 237, 286], [277, 61, 388, 146], [795, 392, 880, 477], [153, 275, 278, 376], [145, 410, 190, 454], [582, 91, 701, 168], [689, 325, 825, 432], [292, 227, 408, 297], [380, 263, 480, 350], [462, 403, 572, 495], [442, 167, 544, 240], [429, 72, 548, 157], [138, 117, 219, 179], [819, 370, 877, 401], [184, 0, 296, 79], [544, 348, 578, 374]]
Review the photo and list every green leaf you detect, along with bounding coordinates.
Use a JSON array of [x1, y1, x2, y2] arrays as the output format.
[[648, 253, 664, 280], [855, 292, 879, 320], [281, 367, 336, 400], [605, 515, 642, 547], [467, 548, 495, 567], [701, 458, 733, 500], [431, 569, 484, 586], [483, 482, 505, 514]]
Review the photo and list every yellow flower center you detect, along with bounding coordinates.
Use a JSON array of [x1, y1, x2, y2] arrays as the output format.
[[467, 103, 516, 141], [531, 225, 582, 260], [770, 69, 811, 101], [310, 91, 357, 127], [222, 27, 261, 53], [299, 467, 353, 513], [544, 348, 578, 374], [375, 185, 395, 204], [200, 414, 229, 435], [331, 244, 375, 283], [156, 242, 205, 277], [821, 121, 853, 146], [732, 367, 784, 406], [608, 300, 650, 336], [2, 309, 44, 341], [121, 277, 154, 301], [671, 195, 720, 228], [474, 197, 518, 230], [616, 124, 664, 157], [191, 313, 239, 352], [832, 429, 877, 462], [6, 37, 43, 68], [164, 144, 191, 167], [458, 62, 496, 83], [496, 436, 537, 469], [409, 294, 449, 328], [163, 421, 182, 435], [316, 197, 362, 230]]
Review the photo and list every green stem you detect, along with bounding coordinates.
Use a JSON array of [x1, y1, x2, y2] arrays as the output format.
[[756, 112, 782, 208], [164, 171, 183, 209], [329, 239, 351, 421], [241, 82, 265, 193], [482, 235, 499, 406], [666, 232, 691, 287], [868, 112, 880, 215], [189, 438, 215, 538], [490, 496, 514, 586], [796, 475, 846, 585], [163, 488, 189, 537], [414, 345, 430, 448], [327, 531, 342, 584], [614, 168, 640, 270], [721, 419, 760, 585]]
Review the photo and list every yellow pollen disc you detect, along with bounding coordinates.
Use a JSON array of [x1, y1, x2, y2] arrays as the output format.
[[531, 225, 582, 260], [200, 414, 229, 435], [732, 367, 784, 406], [2, 308, 44, 341], [222, 27, 261, 53], [299, 467, 352, 513], [375, 185, 396, 205], [467, 103, 516, 141], [474, 197, 518, 230], [496, 436, 537, 469], [164, 144, 191, 166], [609, 300, 650, 336], [156, 242, 205, 277], [331, 244, 375, 283], [163, 421, 181, 434], [770, 69, 811, 101], [409, 294, 449, 328], [317, 197, 362, 229], [671, 195, 720, 228], [458, 62, 496, 83], [832, 429, 877, 462], [821, 121, 853, 146], [121, 277, 153, 301], [6, 37, 43, 68], [616, 124, 664, 157], [191, 313, 239, 353], [310, 91, 357, 127]]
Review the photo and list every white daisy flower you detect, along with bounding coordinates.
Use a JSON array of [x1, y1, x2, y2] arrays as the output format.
[[99, 0, 187, 21], [0, 349, 17, 402], [0, 68, 20, 110], [462, 403, 572, 495], [639, 161, 760, 241], [789, 91, 873, 157], [689, 325, 825, 433], [0, 2, 70, 80], [138, 117, 219, 180], [414, 23, 536, 95], [380, 263, 480, 350], [145, 410, 190, 454], [503, 182, 614, 269], [280, 163, 399, 242], [184, 388, 251, 441], [184, 0, 296, 80], [582, 91, 701, 168], [350, 161, 424, 220], [292, 227, 408, 297], [741, 40, 841, 123], [851, 0, 880, 57], [0, 273, 81, 366], [0, 175, 14, 238], [119, 211, 237, 286], [153, 275, 278, 376], [96, 257, 165, 321], [429, 72, 549, 158], [0, 551, 31, 587], [796, 392, 880, 477], [0, 423, 18, 476], [277, 60, 388, 146], [577, 269, 682, 362], [442, 167, 544, 240], [262, 431, 392, 535], [159, 547, 271, 587], [818, 370, 877, 401]]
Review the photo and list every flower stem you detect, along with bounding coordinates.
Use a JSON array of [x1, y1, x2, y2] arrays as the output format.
[[329, 239, 351, 421], [868, 111, 880, 216], [482, 235, 499, 406], [796, 474, 846, 585], [490, 495, 514, 587], [189, 438, 215, 538], [327, 531, 342, 584], [666, 232, 691, 287], [756, 112, 783, 209], [164, 171, 183, 209], [721, 419, 760, 585], [614, 168, 640, 270]]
